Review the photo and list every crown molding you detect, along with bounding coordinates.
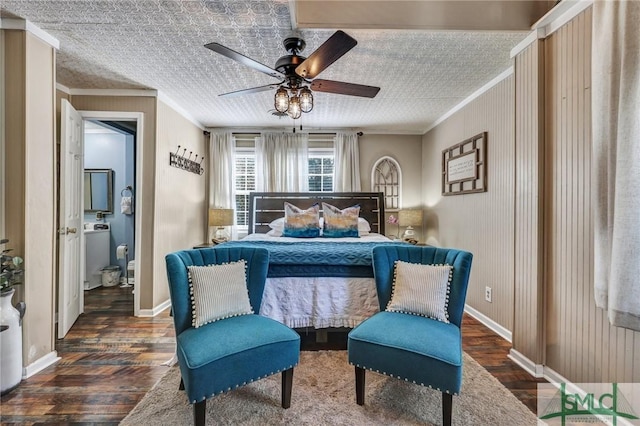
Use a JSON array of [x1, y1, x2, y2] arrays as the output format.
[[56, 83, 71, 94], [424, 66, 514, 135], [533, 0, 593, 37], [510, 28, 546, 58], [67, 88, 158, 97], [157, 91, 204, 130], [0, 18, 60, 49]]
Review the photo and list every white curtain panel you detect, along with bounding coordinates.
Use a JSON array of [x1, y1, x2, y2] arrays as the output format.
[[334, 131, 362, 192], [255, 132, 309, 192], [592, 0, 640, 331], [208, 131, 237, 239]]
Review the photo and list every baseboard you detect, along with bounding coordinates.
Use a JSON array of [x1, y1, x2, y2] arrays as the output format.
[[464, 304, 512, 343], [23, 351, 60, 379], [508, 348, 544, 378], [138, 299, 171, 317]]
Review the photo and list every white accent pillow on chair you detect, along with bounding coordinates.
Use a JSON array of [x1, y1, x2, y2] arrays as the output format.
[[386, 260, 453, 323], [187, 260, 253, 328]]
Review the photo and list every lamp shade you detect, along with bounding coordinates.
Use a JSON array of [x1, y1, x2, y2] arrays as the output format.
[[398, 209, 423, 227], [209, 208, 234, 227], [274, 87, 289, 113], [288, 95, 302, 119]]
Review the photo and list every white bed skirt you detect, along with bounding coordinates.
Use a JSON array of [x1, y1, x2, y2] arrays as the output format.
[[259, 277, 380, 329]]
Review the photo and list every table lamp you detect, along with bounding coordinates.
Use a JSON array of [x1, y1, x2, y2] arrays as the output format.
[[398, 209, 423, 242], [209, 208, 234, 243]]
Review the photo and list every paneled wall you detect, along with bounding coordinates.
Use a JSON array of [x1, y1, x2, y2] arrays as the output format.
[[153, 100, 206, 308], [422, 76, 515, 331], [513, 39, 545, 363], [543, 8, 639, 383]]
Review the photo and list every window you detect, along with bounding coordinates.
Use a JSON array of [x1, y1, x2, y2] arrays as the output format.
[[234, 150, 255, 228], [233, 146, 334, 230], [308, 149, 334, 192], [371, 156, 402, 210]]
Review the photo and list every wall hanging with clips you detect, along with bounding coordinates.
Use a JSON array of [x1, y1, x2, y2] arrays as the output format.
[[170, 145, 204, 175]]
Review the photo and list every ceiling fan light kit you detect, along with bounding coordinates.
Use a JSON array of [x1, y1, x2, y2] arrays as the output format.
[[205, 30, 380, 120]]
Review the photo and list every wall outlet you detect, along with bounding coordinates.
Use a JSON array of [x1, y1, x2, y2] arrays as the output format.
[[485, 286, 492, 303]]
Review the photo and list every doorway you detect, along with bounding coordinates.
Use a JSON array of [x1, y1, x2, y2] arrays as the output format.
[[79, 111, 144, 319], [83, 120, 136, 314]]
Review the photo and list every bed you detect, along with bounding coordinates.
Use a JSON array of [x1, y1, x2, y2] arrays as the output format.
[[222, 192, 399, 329]]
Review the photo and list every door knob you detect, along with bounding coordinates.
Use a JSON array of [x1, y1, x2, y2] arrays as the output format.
[[67, 227, 77, 234]]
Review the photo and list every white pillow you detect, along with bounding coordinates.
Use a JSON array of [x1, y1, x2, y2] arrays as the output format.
[[357, 217, 371, 235], [269, 216, 371, 235], [386, 261, 453, 323], [268, 217, 285, 232], [187, 260, 253, 328]]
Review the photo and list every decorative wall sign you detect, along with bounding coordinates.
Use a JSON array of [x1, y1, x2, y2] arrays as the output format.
[[442, 132, 487, 195]]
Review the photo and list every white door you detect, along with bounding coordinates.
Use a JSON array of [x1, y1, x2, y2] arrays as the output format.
[[58, 99, 84, 338]]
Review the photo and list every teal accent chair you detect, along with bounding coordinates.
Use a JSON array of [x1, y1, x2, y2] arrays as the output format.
[[348, 245, 473, 426], [165, 247, 300, 426]]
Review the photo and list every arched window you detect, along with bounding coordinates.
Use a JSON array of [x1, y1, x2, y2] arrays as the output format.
[[371, 156, 402, 211]]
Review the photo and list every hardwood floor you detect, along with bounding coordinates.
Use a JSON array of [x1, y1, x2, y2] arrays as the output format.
[[0, 285, 545, 424]]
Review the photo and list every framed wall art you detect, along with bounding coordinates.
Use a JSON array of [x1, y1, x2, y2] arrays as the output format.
[[441, 132, 487, 196]]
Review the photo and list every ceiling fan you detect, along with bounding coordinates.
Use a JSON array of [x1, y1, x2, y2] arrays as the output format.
[[204, 31, 380, 119]]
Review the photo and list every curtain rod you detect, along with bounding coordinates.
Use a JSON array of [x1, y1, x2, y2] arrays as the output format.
[[221, 131, 364, 136]]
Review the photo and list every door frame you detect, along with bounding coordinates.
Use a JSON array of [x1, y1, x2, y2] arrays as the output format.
[[79, 110, 143, 316]]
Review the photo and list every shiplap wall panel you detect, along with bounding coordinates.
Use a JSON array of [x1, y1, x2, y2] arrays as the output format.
[[153, 100, 206, 307], [513, 38, 545, 363], [544, 8, 639, 383], [422, 76, 515, 331]]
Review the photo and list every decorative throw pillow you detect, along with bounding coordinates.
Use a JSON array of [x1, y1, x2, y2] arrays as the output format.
[[322, 202, 360, 238], [386, 260, 453, 323], [271, 216, 370, 236], [283, 202, 321, 237], [187, 260, 253, 328]]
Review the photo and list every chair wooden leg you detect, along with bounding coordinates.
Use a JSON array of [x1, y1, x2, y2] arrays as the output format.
[[281, 368, 294, 409], [179, 378, 185, 390], [442, 392, 452, 426], [355, 366, 366, 406], [194, 400, 206, 426]]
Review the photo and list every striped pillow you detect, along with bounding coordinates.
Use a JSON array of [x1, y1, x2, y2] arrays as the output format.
[[187, 260, 253, 328], [386, 261, 453, 323]]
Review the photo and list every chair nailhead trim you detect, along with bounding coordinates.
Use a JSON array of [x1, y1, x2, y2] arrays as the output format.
[[190, 362, 300, 404], [347, 362, 459, 396]]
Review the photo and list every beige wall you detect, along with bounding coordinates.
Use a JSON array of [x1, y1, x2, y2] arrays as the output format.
[[153, 100, 206, 307], [422, 76, 516, 331], [359, 134, 423, 239], [3, 29, 57, 367]]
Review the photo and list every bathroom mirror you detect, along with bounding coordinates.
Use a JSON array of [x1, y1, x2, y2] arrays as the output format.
[[84, 169, 114, 214]]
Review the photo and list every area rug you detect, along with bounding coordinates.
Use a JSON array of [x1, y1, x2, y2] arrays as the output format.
[[121, 351, 537, 425]]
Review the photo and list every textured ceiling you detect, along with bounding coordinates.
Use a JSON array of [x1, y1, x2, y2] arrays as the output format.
[[1, 1, 530, 133]]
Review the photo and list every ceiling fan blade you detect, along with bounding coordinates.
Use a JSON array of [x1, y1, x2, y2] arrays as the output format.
[[219, 83, 283, 98], [311, 79, 380, 98], [205, 42, 284, 80], [295, 30, 357, 79]]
